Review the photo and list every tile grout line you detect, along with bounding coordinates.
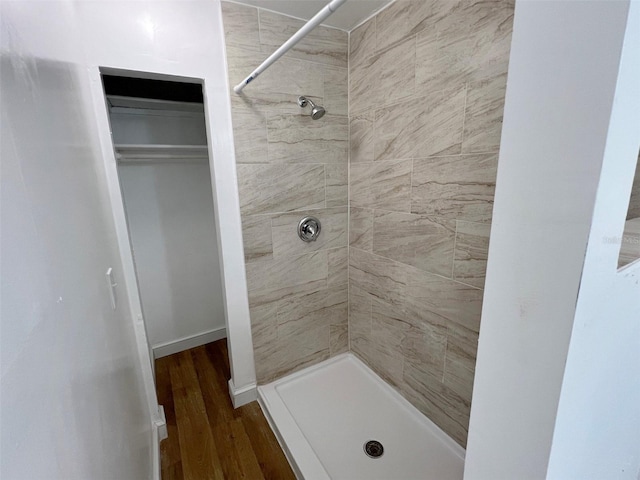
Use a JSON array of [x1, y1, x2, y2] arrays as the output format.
[[324, 162, 328, 209], [347, 25, 351, 355], [229, 10, 348, 70], [441, 336, 449, 383], [349, 245, 484, 291], [349, 0, 393, 34], [413, 33, 418, 96], [460, 82, 469, 150], [452, 220, 458, 280], [257, 6, 263, 52], [227, 0, 350, 33]]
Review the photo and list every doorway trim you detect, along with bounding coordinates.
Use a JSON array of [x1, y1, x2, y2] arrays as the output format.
[[87, 67, 257, 418]]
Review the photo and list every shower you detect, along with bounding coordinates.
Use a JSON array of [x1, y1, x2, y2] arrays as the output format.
[[298, 95, 326, 120]]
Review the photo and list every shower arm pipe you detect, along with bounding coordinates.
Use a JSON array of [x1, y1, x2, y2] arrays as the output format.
[[233, 0, 347, 94]]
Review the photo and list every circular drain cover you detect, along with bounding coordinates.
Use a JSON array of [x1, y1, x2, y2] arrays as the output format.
[[364, 440, 384, 458]]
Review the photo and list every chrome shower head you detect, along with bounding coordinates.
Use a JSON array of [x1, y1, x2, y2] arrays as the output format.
[[298, 96, 326, 120], [310, 104, 326, 120]]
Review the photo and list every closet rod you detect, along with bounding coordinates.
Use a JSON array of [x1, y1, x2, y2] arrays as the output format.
[[233, 0, 347, 94], [114, 144, 209, 164]]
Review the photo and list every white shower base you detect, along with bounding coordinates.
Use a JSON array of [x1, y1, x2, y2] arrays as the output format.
[[258, 353, 465, 480]]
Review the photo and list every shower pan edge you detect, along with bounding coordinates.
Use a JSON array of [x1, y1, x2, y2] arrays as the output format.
[[258, 384, 331, 480], [257, 353, 465, 480]]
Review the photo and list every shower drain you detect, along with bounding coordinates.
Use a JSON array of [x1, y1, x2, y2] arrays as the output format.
[[363, 440, 384, 459]]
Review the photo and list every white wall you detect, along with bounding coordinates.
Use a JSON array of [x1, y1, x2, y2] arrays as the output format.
[[111, 109, 226, 351], [78, 0, 256, 400], [118, 161, 226, 349], [464, 1, 634, 479], [0, 3, 153, 478], [547, 1, 640, 477], [1, 0, 256, 477]]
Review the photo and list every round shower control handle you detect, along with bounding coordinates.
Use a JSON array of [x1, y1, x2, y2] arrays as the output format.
[[298, 216, 321, 242]]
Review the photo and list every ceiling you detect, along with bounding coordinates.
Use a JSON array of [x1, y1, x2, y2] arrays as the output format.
[[228, 0, 394, 31]]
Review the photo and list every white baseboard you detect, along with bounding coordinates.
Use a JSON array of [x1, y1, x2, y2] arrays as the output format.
[[153, 326, 226, 359], [152, 424, 161, 480], [228, 378, 257, 408], [155, 405, 168, 441], [152, 405, 167, 480]]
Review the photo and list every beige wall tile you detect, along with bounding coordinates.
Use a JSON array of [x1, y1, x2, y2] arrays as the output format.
[[349, 248, 407, 309], [267, 114, 348, 164], [350, 35, 416, 115], [324, 66, 348, 116], [349, 111, 374, 163], [402, 315, 447, 381], [221, 2, 261, 52], [327, 246, 348, 287], [403, 264, 484, 333], [411, 153, 498, 222], [343, 0, 513, 448], [232, 88, 323, 118], [225, 0, 513, 447], [277, 289, 333, 337], [415, 0, 514, 92], [349, 207, 374, 251], [223, 4, 350, 386], [226, 46, 325, 100], [351, 249, 482, 334], [349, 16, 376, 70], [348, 282, 372, 336], [259, 10, 347, 67], [248, 279, 327, 309], [327, 284, 348, 326], [330, 324, 349, 356], [254, 327, 330, 383], [237, 163, 325, 215], [374, 87, 466, 161], [454, 220, 491, 288], [350, 336, 372, 366], [373, 211, 456, 277], [618, 221, 640, 268], [414, 9, 471, 95], [326, 163, 348, 207], [248, 271, 332, 384], [369, 297, 410, 388], [464, 0, 514, 84], [348, 282, 373, 362], [443, 357, 475, 404], [374, 0, 443, 52], [271, 207, 347, 258], [231, 106, 268, 164], [443, 323, 478, 402], [246, 250, 328, 296], [351, 159, 412, 212], [402, 361, 470, 446], [462, 73, 508, 153], [242, 215, 273, 263], [249, 299, 278, 351], [626, 152, 640, 220]]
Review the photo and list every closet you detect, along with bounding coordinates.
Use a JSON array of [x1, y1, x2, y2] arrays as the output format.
[[104, 75, 226, 358]]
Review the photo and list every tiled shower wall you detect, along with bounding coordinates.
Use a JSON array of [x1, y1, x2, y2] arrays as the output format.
[[221, 2, 349, 383], [348, 0, 514, 446], [627, 153, 639, 220], [222, 0, 513, 448]]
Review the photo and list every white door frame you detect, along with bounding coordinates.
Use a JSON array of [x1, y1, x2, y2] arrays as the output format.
[[87, 66, 257, 417]]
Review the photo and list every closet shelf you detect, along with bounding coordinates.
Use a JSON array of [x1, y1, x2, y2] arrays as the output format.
[[115, 144, 209, 164]]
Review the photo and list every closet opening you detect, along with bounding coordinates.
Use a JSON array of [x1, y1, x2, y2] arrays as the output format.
[[100, 72, 228, 361]]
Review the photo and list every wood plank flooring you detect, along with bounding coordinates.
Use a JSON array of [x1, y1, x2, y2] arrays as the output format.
[[156, 339, 296, 480]]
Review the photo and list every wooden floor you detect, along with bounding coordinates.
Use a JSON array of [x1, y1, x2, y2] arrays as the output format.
[[156, 339, 296, 480]]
